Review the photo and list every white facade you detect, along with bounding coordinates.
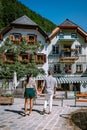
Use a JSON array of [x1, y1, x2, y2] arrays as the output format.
[[47, 19, 87, 96], [0, 16, 87, 97]]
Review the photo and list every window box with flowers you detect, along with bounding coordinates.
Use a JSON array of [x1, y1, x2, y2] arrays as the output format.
[[0, 82, 14, 105], [20, 59, 29, 64], [71, 48, 78, 52], [0, 93, 14, 105], [36, 60, 44, 65], [76, 70, 83, 73], [66, 70, 72, 73]]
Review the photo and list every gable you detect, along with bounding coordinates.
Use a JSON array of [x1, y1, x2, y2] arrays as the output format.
[[0, 15, 49, 41], [12, 15, 37, 26], [49, 19, 87, 42]]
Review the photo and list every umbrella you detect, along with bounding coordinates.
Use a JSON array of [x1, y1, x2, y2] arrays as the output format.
[[13, 72, 18, 89]]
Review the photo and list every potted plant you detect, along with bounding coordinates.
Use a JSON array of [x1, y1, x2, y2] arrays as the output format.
[[0, 82, 14, 105], [0, 93, 14, 105]]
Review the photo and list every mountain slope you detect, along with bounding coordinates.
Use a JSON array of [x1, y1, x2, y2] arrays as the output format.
[[0, 0, 56, 32]]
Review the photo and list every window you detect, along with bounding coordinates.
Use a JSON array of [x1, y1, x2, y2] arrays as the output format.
[[19, 53, 31, 63], [29, 35, 34, 42], [35, 54, 46, 64], [22, 54, 28, 60], [59, 33, 64, 38], [71, 33, 77, 38], [6, 54, 14, 61], [14, 34, 20, 39], [54, 64, 61, 73], [10, 33, 22, 42], [4, 53, 14, 63], [64, 45, 70, 49], [65, 64, 72, 73], [26, 34, 37, 44], [52, 45, 59, 54], [76, 65, 83, 71], [75, 45, 82, 54]]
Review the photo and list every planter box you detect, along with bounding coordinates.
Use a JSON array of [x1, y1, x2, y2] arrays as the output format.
[[0, 96, 14, 105]]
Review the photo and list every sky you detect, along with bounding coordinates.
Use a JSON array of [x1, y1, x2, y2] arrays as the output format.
[[18, 0, 87, 31]]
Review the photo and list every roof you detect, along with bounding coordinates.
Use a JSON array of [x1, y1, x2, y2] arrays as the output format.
[[49, 19, 87, 41], [49, 27, 60, 40], [12, 15, 37, 26], [0, 15, 48, 40], [59, 19, 77, 28]]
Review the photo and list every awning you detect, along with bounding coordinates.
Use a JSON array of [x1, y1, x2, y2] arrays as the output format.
[[56, 77, 87, 84]]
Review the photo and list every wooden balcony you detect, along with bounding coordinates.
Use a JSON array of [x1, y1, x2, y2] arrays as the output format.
[[59, 57, 79, 63], [62, 48, 70, 52], [76, 70, 83, 73], [59, 34, 77, 41], [54, 70, 61, 74], [65, 70, 72, 73], [71, 48, 78, 52]]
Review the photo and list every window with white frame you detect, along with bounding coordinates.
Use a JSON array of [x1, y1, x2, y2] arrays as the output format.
[[65, 64, 72, 72], [54, 64, 61, 73], [71, 33, 77, 38], [52, 45, 59, 54], [76, 64, 82, 71], [75, 45, 82, 54], [59, 33, 64, 38]]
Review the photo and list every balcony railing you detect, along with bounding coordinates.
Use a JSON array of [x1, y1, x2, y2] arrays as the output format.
[[59, 57, 79, 63], [59, 34, 77, 41], [62, 48, 78, 52], [65, 70, 72, 73], [76, 70, 83, 73], [62, 48, 71, 52], [54, 70, 61, 74]]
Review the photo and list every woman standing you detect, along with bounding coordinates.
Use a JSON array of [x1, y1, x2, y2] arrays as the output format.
[[24, 73, 38, 116]]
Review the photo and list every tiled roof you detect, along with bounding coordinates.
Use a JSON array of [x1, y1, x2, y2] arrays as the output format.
[[49, 27, 60, 40], [59, 19, 77, 27], [12, 15, 37, 25], [49, 19, 87, 41]]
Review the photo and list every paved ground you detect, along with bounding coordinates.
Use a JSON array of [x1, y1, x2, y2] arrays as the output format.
[[0, 97, 87, 130]]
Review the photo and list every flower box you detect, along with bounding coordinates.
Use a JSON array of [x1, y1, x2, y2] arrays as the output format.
[[0, 95, 14, 105], [76, 70, 83, 73]]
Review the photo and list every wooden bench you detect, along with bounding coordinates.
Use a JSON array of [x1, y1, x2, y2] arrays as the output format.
[[75, 93, 87, 106]]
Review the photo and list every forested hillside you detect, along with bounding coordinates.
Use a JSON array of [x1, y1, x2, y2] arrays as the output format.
[[0, 0, 56, 32]]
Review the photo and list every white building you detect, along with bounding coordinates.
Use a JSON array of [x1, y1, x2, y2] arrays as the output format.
[[0, 15, 49, 90], [0, 16, 87, 97], [48, 19, 87, 98]]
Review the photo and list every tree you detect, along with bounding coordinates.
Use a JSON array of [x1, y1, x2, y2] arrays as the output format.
[[0, 37, 45, 81]]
